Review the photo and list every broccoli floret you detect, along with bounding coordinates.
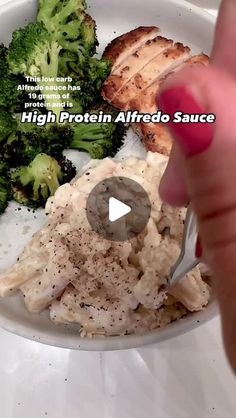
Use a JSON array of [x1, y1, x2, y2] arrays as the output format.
[[38, 0, 86, 30], [70, 138, 112, 159], [68, 58, 111, 112], [8, 22, 65, 119], [3, 122, 73, 166], [0, 44, 28, 112], [37, 0, 106, 113], [11, 154, 62, 206], [0, 161, 11, 214], [8, 1, 110, 118], [11, 153, 76, 207], [79, 13, 98, 57], [38, 0, 97, 60], [70, 103, 127, 158], [0, 108, 17, 143]]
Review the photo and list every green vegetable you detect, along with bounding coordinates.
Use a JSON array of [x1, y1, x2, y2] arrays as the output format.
[[37, 0, 110, 113], [70, 103, 127, 158], [0, 0, 116, 217], [8, 0, 109, 117], [11, 153, 76, 207], [0, 161, 11, 214], [69, 58, 111, 113], [0, 44, 28, 112], [37, 0, 97, 58], [2, 122, 73, 166], [0, 108, 17, 143], [8, 22, 65, 119]]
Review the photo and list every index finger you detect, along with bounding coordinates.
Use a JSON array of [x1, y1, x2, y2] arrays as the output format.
[[211, 0, 236, 78]]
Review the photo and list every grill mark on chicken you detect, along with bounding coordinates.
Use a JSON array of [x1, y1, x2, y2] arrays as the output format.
[[102, 28, 210, 156], [102, 36, 173, 102], [111, 43, 191, 108], [103, 26, 159, 69], [112, 36, 173, 76], [130, 54, 209, 113]]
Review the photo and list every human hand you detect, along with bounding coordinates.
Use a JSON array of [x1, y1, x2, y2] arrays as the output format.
[[158, 0, 236, 372]]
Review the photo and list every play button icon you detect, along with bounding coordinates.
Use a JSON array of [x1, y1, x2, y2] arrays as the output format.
[[109, 197, 131, 222], [86, 176, 151, 241]]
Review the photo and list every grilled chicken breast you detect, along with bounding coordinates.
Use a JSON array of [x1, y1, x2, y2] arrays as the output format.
[[103, 26, 160, 69], [102, 27, 209, 155], [110, 43, 191, 109], [102, 36, 173, 103]]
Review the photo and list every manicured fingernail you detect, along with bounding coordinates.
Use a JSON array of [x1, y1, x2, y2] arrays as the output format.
[[159, 86, 214, 156]]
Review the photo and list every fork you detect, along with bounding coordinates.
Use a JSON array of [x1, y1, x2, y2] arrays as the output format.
[[168, 206, 200, 287]]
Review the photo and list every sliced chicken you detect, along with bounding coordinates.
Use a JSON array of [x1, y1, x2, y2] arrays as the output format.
[[140, 53, 208, 108], [102, 36, 173, 102], [112, 43, 191, 108], [102, 25, 210, 156], [103, 26, 159, 69], [129, 54, 209, 115]]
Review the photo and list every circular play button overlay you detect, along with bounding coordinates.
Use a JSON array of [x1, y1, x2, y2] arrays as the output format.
[[86, 176, 151, 241]]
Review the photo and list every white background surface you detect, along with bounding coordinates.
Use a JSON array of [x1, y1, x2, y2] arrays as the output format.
[[1, 2, 236, 418]]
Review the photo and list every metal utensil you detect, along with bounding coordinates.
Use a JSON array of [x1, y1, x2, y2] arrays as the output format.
[[168, 206, 199, 287]]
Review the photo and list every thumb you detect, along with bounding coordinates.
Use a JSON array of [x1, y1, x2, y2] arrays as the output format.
[[159, 65, 236, 372]]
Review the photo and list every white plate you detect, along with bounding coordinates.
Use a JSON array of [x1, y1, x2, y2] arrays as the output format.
[[0, 0, 218, 350]]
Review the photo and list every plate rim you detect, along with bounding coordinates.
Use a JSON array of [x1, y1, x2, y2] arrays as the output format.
[[0, 301, 219, 351]]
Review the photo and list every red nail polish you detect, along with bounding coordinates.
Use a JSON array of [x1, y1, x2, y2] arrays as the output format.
[[159, 86, 214, 156]]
